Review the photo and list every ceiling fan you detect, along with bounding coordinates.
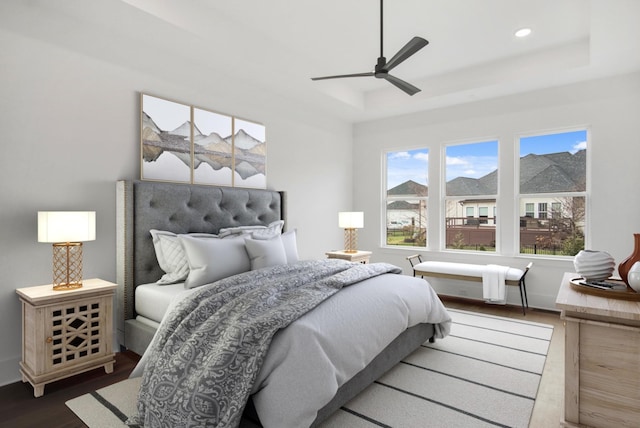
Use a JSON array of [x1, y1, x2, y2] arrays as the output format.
[[311, 0, 429, 96]]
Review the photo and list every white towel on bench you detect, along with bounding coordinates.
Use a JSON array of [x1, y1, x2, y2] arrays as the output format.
[[482, 264, 509, 304]]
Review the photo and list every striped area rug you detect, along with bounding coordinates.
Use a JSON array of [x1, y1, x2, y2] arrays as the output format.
[[320, 308, 554, 428], [66, 308, 553, 428]]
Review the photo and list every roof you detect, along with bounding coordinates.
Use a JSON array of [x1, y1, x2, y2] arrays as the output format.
[[390, 150, 586, 197]]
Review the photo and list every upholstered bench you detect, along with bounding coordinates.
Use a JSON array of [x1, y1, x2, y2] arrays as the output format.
[[406, 255, 532, 314]]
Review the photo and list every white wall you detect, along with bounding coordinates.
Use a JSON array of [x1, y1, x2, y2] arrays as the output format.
[[0, 29, 352, 386], [353, 72, 640, 310]]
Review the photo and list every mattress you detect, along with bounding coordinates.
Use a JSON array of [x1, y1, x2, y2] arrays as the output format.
[[134, 282, 194, 324]]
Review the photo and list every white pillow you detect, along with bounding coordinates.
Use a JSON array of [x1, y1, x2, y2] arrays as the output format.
[[149, 229, 219, 285], [244, 235, 288, 270], [179, 235, 251, 289], [218, 220, 284, 239], [281, 229, 299, 263]]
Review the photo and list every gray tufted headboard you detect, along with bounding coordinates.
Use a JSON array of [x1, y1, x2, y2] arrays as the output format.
[[116, 180, 286, 349]]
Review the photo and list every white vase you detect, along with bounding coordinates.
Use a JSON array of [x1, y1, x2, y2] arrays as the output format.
[[627, 261, 640, 292], [573, 250, 615, 281]]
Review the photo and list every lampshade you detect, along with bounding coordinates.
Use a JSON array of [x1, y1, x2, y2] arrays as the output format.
[[338, 212, 364, 229], [38, 211, 96, 243], [38, 211, 96, 290]]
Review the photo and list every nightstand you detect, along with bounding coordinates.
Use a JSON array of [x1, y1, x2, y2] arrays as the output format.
[[16, 278, 117, 397], [326, 250, 372, 264]]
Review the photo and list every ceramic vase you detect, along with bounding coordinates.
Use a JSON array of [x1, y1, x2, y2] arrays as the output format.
[[573, 250, 615, 281], [628, 262, 640, 293], [618, 233, 640, 286]]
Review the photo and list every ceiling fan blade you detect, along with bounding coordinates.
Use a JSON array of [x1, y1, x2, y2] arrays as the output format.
[[383, 37, 429, 72], [311, 72, 374, 81], [383, 74, 421, 96]]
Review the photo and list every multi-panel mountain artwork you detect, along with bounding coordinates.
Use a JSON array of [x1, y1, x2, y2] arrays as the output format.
[[141, 94, 266, 188]]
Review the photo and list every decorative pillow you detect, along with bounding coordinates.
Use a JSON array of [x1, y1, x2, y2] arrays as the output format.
[[281, 229, 299, 263], [179, 235, 251, 289], [244, 235, 288, 270], [218, 220, 285, 239], [150, 230, 218, 285]]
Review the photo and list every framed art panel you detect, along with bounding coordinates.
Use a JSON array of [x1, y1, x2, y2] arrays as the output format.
[[233, 118, 266, 189], [192, 107, 233, 186], [141, 94, 192, 183]]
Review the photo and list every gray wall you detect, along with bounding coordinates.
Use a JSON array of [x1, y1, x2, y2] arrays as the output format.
[[0, 28, 352, 386], [353, 72, 640, 309]]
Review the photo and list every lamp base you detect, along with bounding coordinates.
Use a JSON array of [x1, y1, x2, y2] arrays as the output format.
[[52, 242, 84, 291], [53, 282, 83, 291], [343, 228, 358, 254]]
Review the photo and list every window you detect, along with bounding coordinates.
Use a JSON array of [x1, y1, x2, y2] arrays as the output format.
[[525, 203, 534, 217], [538, 203, 548, 219], [385, 149, 428, 247], [445, 140, 498, 251], [519, 129, 587, 256]]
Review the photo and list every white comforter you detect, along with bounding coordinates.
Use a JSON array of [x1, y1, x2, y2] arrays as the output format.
[[250, 272, 450, 427], [131, 270, 450, 428]]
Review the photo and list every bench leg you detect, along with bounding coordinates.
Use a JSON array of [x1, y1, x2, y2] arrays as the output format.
[[519, 279, 529, 315]]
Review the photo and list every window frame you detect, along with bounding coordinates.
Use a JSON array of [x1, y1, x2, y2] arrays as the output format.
[[383, 147, 429, 249], [516, 127, 589, 257], [443, 138, 499, 253]]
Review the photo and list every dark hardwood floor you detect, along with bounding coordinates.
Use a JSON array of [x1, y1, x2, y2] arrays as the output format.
[[0, 351, 140, 428]]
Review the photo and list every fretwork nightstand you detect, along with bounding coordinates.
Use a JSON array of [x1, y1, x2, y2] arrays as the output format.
[[16, 278, 116, 397]]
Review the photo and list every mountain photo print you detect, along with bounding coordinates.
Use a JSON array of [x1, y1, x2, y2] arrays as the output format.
[[141, 94, 192, 183], [233, 118, 266, 189], [193, 107, 233, 186]]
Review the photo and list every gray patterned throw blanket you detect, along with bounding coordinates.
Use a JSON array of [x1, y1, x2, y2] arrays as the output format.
[[128, 259, 402, 428]]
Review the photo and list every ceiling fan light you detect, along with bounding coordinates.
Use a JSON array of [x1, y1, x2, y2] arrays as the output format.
[[515, 28, 532, 38]]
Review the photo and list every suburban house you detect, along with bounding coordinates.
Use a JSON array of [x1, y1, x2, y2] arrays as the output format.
[[388, 149, 587, 251], [1, 2, 640, 424]]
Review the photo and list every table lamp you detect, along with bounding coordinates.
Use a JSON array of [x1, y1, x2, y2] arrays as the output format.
[[339, 212, 364, 253], [38, 211, 96, 290]]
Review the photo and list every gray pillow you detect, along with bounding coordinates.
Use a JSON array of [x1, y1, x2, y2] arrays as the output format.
[[150, 229, 219, 285], [245, 235, 288, 270], [179, 235, 250, 289], [218, 220, 284, 239]]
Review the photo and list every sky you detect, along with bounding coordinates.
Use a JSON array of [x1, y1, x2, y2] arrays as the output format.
[[386, 129, 587, 190]]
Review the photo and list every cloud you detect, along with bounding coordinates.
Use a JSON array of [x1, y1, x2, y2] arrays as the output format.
[[414, 152, 429, 162], [389, 151, 411, 160], [446, 156, 468, 166], [571, 141, 587, 153]]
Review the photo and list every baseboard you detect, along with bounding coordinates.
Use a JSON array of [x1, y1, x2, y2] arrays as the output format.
[[0, 355, 21, 387]]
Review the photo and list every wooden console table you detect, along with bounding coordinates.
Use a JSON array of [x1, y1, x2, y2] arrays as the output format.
[[556, 272, 640, 427]]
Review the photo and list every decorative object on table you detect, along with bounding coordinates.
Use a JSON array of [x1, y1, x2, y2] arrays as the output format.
[[617, 233, 640, 286], [38, 211, 96, 290], [627, 261, 640, 292], [568, 277, 640, 300], [338, 212, 364, 253], [573, 249, 615, 281]]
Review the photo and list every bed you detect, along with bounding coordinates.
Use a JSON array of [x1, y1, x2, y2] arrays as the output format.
[[116, 180, 451, 427]]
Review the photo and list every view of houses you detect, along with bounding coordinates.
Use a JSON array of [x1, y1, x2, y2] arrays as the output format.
[[387, 149, 586, 255]]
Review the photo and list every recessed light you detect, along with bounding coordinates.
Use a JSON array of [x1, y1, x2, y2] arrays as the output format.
[[515, 28, 532, 38]]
